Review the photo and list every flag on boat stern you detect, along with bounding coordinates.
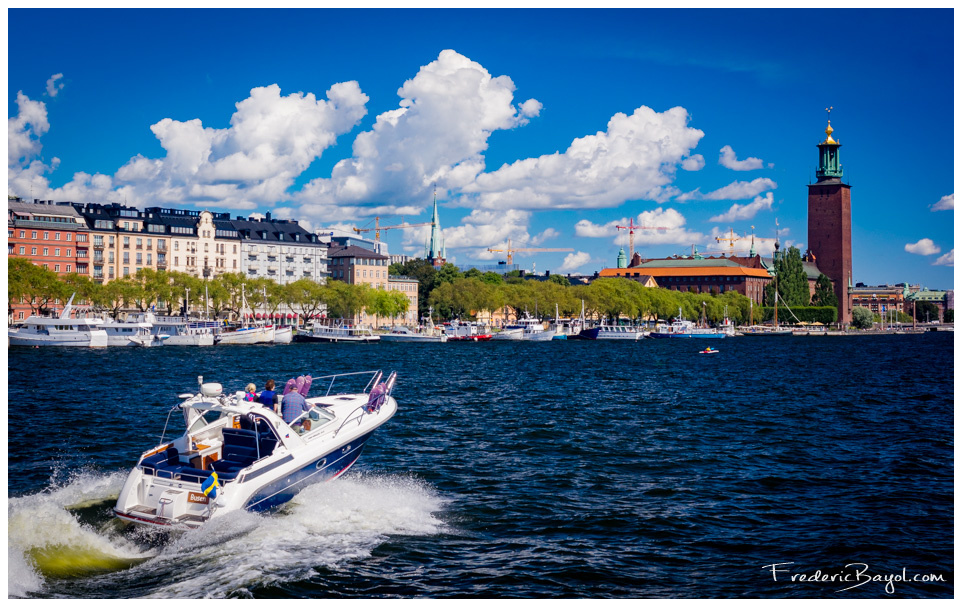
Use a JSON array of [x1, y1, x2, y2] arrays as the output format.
[[201, 472, 220, 499]]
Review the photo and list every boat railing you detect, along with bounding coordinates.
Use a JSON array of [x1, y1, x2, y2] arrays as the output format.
[[314, 370, 382, 396]]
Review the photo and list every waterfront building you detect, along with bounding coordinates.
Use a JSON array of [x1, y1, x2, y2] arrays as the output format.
[[904, 288, 953, 322], [807, 112, 853, 324], [850, 284, 907, 318], [389, 254, 411, 267], [387, 275, 419, 325], [8, 198, 91, 320], [599, 254, 772, 304], [73, 203, 173, 282], [231, 213, 327, 284], [424, 191, 447, 268], [328, 244, 390, 326]]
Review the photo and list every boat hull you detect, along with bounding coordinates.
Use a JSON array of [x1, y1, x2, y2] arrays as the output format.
[[491, 329, 524, 341], [273, 327, 293, 344], [216, 327, 275, 345], [648, 332, 726, 339], [8, 330, 108, 347], [379, 334, 447, 343]]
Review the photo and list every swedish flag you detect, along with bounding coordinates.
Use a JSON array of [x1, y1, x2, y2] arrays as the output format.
[[201, 472, 220, 499]]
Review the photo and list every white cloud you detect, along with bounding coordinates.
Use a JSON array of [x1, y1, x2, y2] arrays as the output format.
[[558, 251, 593, 272], [45, 73, 65, 97], [718, 145, 764, 170], [931, 194, 953, 211], [905, 238, 941, 256], [708, 192, 774, 222], [463, 105, 704, 210], [681, 154, 705, 171], [575, 207, 705, 249], [297, 50, 540, 211], [8, 91, 50, 168], [933, 249, 954, 266], [676, 177, 777, 202], [531, 228, 560, 245]]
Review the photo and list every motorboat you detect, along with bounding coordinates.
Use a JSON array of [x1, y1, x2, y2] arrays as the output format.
[[379, 326, 448, 343], [272, 326, 293, 344], [102, 318, 168, 347], [301, 323, 380, 343], [508, 314, 557, 341], [649, 308, 727, 339], [576, 325, 646, 340], [216, 325, 275, 345], [135, 314, 216, 346], [7, 294, 108, 347], [444, 320, 492, 342], [113, 370, 398, 530], [491, 327, 524, 341]]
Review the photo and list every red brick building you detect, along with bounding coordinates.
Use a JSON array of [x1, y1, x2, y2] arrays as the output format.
[[807, 115, 853, 324]]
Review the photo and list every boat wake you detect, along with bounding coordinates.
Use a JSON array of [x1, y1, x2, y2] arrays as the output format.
[[9, 470, 447, 598]]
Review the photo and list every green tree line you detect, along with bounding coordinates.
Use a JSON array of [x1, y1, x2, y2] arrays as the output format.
[[9, 258, 410, 324]]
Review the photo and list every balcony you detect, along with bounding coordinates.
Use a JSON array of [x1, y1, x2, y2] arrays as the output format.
[[93, 242, 105, 250], [157, 259, 168, 268], [156, 244, 167, 252], [136, 245, 143, 250]]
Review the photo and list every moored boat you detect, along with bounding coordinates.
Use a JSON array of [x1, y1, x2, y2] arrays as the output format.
[[379, 326, 448, 343], [301, 322, 380, 343], [102, 318, 168, 347], [113, 370, 398, 530], [272, 326, 293, 344], [649, 308, 727, 339], [576, 325, 645, 340], [8, 295, 108, 347], [216, 325, 275, 345], [444, 320, 492, 341]]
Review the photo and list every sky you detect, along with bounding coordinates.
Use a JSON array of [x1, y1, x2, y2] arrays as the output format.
[[7, 8, 957, 289]]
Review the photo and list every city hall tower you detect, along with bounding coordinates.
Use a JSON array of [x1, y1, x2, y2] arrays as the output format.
[[807, 109, 853, 325]]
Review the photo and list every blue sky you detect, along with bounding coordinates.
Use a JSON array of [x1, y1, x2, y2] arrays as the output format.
[[8, 8, 956, 289]]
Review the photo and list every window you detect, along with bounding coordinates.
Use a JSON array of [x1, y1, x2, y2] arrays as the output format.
[[174, 241, 179, 251], [136, 238, 142, 247], [66, 233, 72, 241], [55, 233, 61, 240], [109, 236, 115, 245], [66, 265, 71, 273], [55, 248, 61, 257], [19, 230, 24, 238], [19, 246, 25, 254], [43, 248, 49, 256], [31, 247, 37, 255], [123, 267, 129, 276], [66, 249, 72, 257], [136, 253, 142, 264], [124, 222, 129, 230], [43, 232, 49, 240], [174, 256, 179, 266], [123, 252, 129, 264], [32, 231, 37, 239], [123, 236, 130, 247], [54, 264, 60, 272], [147, 254, 152, 265]]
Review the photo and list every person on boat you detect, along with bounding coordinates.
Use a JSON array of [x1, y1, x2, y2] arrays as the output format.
[[281, 388, 312, 425], [243, 383, 257, 402], [258, 379, 278, 409]]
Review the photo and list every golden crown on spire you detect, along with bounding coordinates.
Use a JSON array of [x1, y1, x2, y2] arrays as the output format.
[[822, 106, 837, 144]]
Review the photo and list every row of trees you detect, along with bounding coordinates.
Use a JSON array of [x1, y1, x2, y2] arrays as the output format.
[[9, 259, 410, 324]]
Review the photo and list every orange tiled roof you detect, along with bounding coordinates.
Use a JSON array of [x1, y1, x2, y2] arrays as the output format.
[[599, 266, 771, 278]]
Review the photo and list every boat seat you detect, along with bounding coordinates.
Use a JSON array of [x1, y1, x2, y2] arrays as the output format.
[[140, 447, 179, 475]]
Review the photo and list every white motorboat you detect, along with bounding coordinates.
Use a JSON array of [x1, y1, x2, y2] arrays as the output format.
[[137, 314, 216, 346], [8, 295, 108, 347], [272, 326, 293, 344], [102, 318, 168, 347], [301, 323, 380, 343], [513, 314, 556, 341], [577, 325, 646, 340], [379, 326, 448, 343], [648, 309, 726, 340], [491, 327, 524, 340], [113, 370, 398, 530], [443, 320, 492, 341], [216, 325, 275, 345]]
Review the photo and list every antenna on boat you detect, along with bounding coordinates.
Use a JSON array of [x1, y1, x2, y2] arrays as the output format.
[[198, 375, 204, 387]]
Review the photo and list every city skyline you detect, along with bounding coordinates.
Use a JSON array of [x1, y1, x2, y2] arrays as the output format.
[[7, 8, 955, 288]]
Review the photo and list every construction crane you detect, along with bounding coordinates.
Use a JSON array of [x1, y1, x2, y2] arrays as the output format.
[[714, 227, 743, 254], [486, 238, 573, 266], [615, 218, 669, 260], [353, 216, 433, 241]]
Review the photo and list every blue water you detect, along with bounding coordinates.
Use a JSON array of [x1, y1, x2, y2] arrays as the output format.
[[7, 333, 954, 598]]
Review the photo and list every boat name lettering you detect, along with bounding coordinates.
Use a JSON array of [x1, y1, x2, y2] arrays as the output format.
[[188, 491, 209, 504]]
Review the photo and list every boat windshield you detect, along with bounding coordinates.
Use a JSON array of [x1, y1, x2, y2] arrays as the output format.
[[182, 402, 231, 433]]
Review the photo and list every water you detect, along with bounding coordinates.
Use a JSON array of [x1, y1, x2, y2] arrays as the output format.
[[7, 333, 954, 598]]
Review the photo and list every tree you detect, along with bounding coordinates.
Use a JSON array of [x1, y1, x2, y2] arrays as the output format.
[[945, 309, 954, 323], [284, 278, 326, 321], [913, 301, 941, 323], [811, 273, 838, 308], [391, 259, 438, 317], [435, 263, 463, 285], [367, 288, 393, 328], [464, 267, 483, 280], [480, 271, 504, 285], [388, 291, 410, 326], [851, 306, 874, 329], [548, 274, 570, 287], [764, 246, 810, 308]]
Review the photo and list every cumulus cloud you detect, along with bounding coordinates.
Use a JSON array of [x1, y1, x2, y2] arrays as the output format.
[[531, 228, 560, 245], [905, 238, 941, 256], [681, 154, 705, 171], [708, 192, 774, 222], [45, 73, 65, 97], [463, 105, 704, 210], [676, 177, 777, 202], [933, 249, 954, 266], [575, 207, 705, 248], [297, 50, 541, 212], [931, 194, 953, 211], [718, 145, 764, 170], [558, 251, 593, 273], [10, 83, 369, 208]]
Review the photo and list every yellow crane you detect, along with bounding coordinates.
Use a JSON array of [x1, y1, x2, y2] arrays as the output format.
[[486, 238, 573, 266], [615, 218, 669, 261], [353, 216, 433, 241], [714, 227, 742, 253]]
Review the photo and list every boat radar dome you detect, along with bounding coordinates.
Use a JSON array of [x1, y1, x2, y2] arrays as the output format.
[[201, 383, 223, 397]]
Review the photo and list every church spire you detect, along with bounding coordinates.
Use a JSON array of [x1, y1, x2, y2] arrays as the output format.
[[425, 186, 446, 268]]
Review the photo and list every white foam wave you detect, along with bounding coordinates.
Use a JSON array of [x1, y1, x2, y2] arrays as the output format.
[[7, 469, 157, 597], [144, 472, 447, 598]]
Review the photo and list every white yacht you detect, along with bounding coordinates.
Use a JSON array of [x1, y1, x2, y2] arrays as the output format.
[[102, 318, 168, 347], [113, 370, 398, 530], [216, 325, 275, 345], [514, 314, 557, 341], [443, 320, 493, 341], [379, 326, 448, 343], [491, 327, 524, 340], [577, 325, 646, 340], [8, 295, 108, 347], [302, 323, 380, 343], [134, 313, 216, 346], [272, 326, 293, 344]]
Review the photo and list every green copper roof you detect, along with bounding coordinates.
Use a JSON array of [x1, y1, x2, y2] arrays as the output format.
[[636, 258, 741, 268]]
